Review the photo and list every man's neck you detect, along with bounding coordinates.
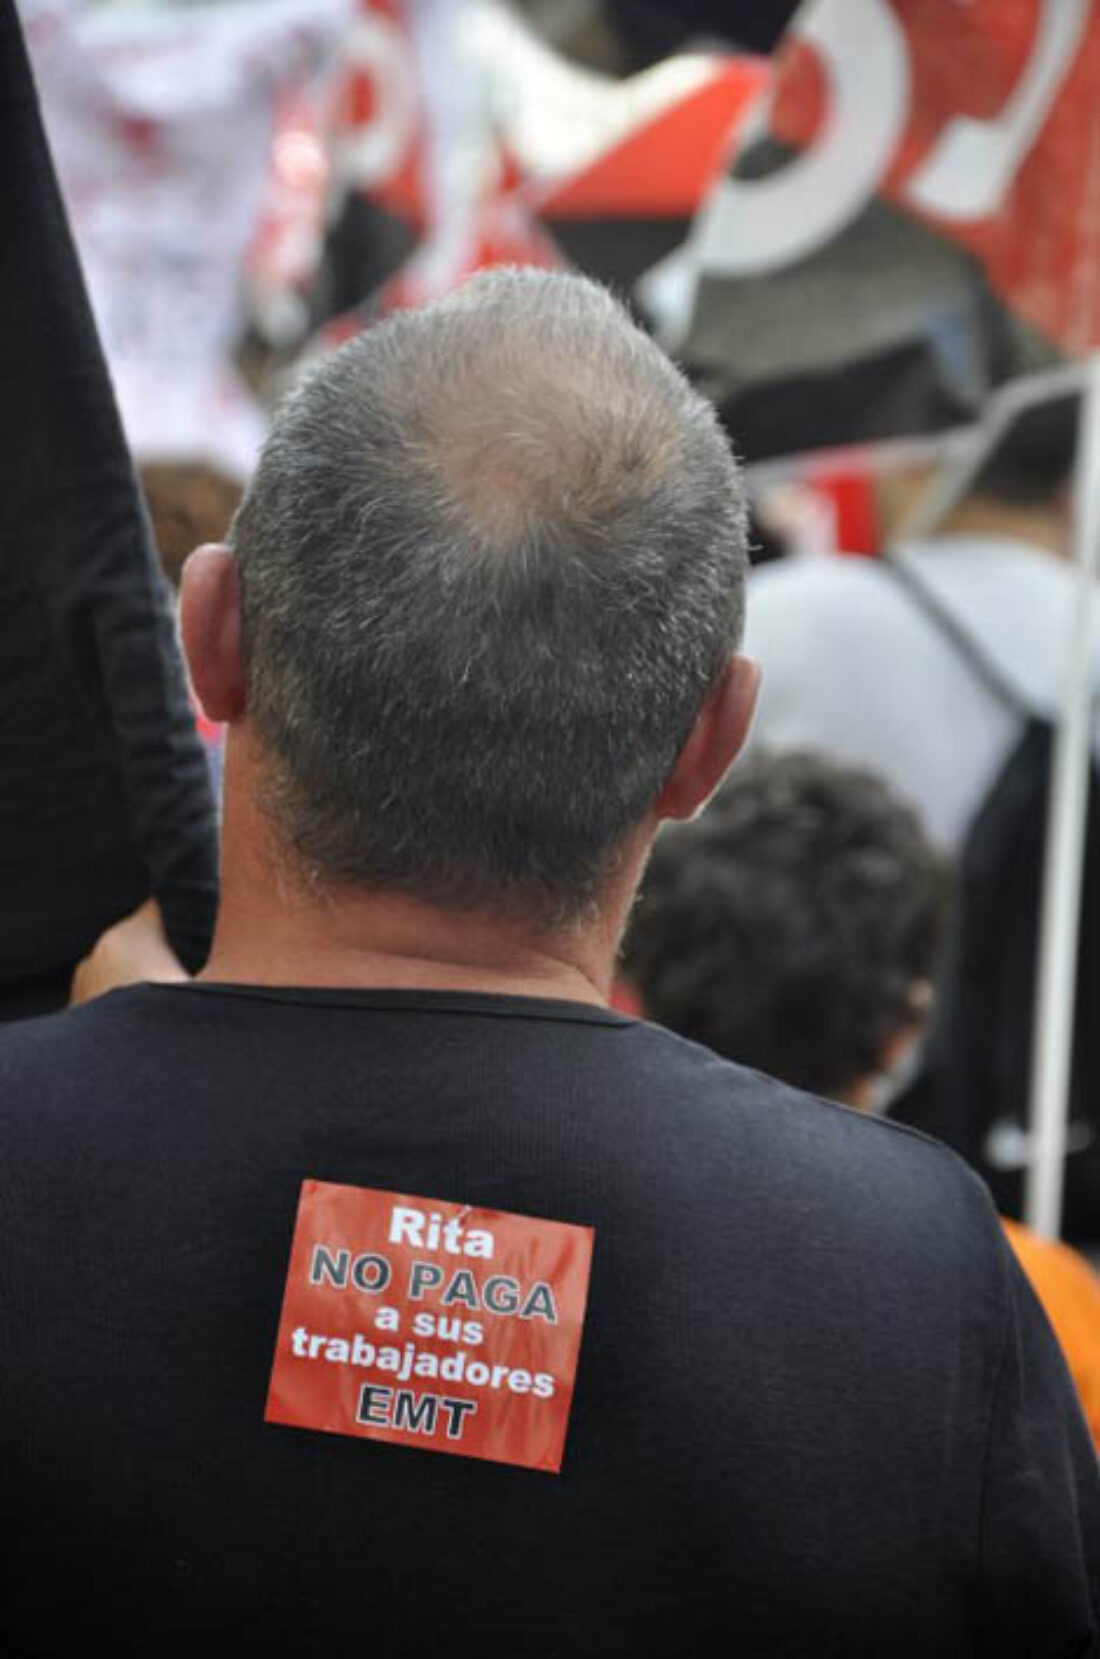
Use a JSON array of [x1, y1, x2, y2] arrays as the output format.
[[199, 732, 642, 1007], [936, 494, 1068, 557], [200, 887, 616, 1008]]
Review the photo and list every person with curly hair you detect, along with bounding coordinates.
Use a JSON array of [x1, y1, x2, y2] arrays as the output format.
[[626, 749, 947, 1106]]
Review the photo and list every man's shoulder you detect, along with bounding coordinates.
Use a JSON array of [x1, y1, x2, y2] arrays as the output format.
[[622, 1018, 1001, 1262], [0, 985, 156, 1067], [626, 1011, 946, 1157], [0, 987, 179, 1145]]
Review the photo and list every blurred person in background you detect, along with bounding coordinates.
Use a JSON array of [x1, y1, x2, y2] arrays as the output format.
[[625, 748, 1100, 1447], [743, 396, 1085, 852], [741, 396, 1100, 1245], [140, 462, 244, 594], [140, 460, 243, 792], [2, 271, 1097, 1654], [625, 750, 948, 1105]]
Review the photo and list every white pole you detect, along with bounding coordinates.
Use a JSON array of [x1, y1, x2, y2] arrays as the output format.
[[1024, 351, 1100, 1238]]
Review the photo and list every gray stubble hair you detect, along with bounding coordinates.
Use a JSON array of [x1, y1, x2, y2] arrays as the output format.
[[232, 268, 748, 923]]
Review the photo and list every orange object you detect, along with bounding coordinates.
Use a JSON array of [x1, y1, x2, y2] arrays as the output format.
[[1003, 1220, 1100, 1449], [266, 1179, 594, 1472]]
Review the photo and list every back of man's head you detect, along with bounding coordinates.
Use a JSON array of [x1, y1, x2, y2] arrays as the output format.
[[231, 268, 747, 923], [967, 390, 1078, 509]]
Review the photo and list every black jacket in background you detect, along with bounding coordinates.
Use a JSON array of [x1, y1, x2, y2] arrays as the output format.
[[0, 0, 217, 1014]]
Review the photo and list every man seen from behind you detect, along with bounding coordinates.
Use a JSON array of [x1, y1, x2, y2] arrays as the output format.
[[1, 270, 1097, 1656]]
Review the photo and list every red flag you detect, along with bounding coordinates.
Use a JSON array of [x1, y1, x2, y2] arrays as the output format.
[[656, 0, 1100, 460]]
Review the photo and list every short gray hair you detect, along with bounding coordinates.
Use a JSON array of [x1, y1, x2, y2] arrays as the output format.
[[232, 268, 747, 922]]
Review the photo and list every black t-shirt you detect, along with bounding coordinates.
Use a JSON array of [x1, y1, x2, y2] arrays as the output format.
[[1, 983, 1097, 1656]]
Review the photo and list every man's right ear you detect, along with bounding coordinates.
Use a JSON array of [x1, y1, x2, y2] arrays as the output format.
[[179, 543, 246, 723], [654, 655, 760, 823]]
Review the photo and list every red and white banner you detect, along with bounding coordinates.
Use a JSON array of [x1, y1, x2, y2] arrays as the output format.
[[648, 0, 1100, 461]]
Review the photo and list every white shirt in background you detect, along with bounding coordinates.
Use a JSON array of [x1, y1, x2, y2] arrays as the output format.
[[743, 535, 1100, 851]]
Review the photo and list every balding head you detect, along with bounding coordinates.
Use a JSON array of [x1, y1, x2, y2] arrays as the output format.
[[231, 269, 747, 922]]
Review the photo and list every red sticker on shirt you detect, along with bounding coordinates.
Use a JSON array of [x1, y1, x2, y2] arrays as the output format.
[[265, 1180, 594, 1473]]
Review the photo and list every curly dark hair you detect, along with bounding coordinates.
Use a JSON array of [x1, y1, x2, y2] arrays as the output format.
[[624, 750, 950, 1100]]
